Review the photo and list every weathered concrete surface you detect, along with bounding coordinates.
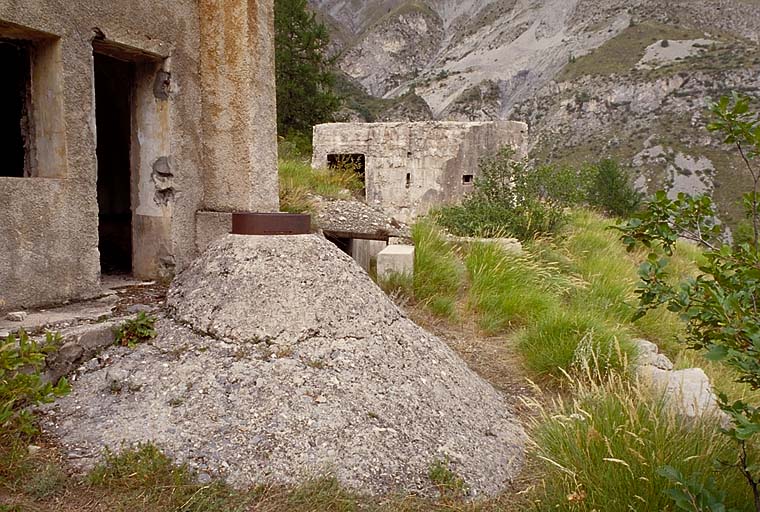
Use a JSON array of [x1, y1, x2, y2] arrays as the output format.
[[44, 234, 526, 496], [43, 320, 122, 384], [0, 0, 278, 310], [311, 121, 528, 222], [377, 245, 415, 279], [0, 298, 117, 338], [315, 198, 408, 240], [199, 0, 279, 213]]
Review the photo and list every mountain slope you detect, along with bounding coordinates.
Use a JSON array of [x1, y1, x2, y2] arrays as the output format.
[[310, 0, 760, 233]]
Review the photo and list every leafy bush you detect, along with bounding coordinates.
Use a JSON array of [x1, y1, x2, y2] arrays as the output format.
[[435, 148, 566, 239], [586, 159, 643, 217], [1, 330, 69, 438], [618, 93, 760, 511], [435, 148, 641, 240], [115, 312, 157, 348]]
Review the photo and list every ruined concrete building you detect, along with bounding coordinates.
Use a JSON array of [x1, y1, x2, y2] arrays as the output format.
[[0, 1, 280, 309], [311, 121, 529, 223]]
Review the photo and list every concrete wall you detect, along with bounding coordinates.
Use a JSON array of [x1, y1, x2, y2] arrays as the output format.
[[0, 0, 279, 310], [311, 121, 528, 222]]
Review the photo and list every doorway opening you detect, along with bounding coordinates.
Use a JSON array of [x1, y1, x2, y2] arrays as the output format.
[[94, 52, 134, 275], [0, 38, 31, 178]]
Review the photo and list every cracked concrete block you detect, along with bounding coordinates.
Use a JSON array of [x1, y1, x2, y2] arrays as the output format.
[[6, 311, 27, 322], [45, 342, 85, 383], [377, 245, 415, 279], [75, 324, 118, 354]]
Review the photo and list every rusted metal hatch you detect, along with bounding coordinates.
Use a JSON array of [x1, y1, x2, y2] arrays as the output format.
[[231, 213, 311, 235]]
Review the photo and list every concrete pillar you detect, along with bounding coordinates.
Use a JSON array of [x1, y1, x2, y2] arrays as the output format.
[[198, 0, 279, 213], [377, 245, 415, 279], [351, 239, 387, 272]]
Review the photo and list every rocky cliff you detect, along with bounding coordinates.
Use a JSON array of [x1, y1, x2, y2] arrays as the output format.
[[311, 0, 760, 232]]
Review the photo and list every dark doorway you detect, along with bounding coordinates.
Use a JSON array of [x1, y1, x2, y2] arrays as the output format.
[[94, 52, 134, 274], [325, 234, 353, 256], [328, 153, 365, 197], [0, 39, 31, 178]]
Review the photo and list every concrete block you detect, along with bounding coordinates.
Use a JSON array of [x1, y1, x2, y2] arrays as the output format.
[[352, 239, 387, 271], [6, 311, 27, 322], [377, 245, 414, 279]]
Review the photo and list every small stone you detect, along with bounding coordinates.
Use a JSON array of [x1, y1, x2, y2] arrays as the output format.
[[6, 311, 27, 322], [127, 304, 152, 314], [105, 368, 129, 393], [197, 472, 212, 484], [84, 358, 101, 372], [28, 445, 42, 456]]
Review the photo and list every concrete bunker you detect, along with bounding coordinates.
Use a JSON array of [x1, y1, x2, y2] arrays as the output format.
[[312, 121, 529, 223], [0, 1, 280, 310]]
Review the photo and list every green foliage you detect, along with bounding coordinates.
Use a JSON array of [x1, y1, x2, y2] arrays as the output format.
[[519, 309, 632, 379], [411, 222, 464, 319], [435, 148, 566, 239], [659, 465, 740, 512], [274, 0, 339, 135], [0, 330, 69, 438], [530, 374, 752, 511], [436, 148, 641, 240], [278, 132, 314, 160], [618, 93, 760, 511], [428, 459, 468, 499], [587, 159, 643, 217], [278, 157, 364, 213], [114, 312, 156, 348], [465, 242, 562, 334]]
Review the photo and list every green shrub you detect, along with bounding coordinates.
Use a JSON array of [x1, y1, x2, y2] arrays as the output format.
[[278, 132, 313, 160], [1, 330, 69, 438], [114, 312, 157, 348], [586, 159, 642, 218], [528, 164, 594, 205], [435, 148, 566, 239], [435, 148, 640, 240], [618, 93, 760, 510]]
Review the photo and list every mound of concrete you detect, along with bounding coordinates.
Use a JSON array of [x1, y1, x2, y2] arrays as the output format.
[[43, 234, 525, 496]]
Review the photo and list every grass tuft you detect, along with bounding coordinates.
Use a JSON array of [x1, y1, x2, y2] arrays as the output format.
[[278, 158, 364, 213], [411, 222, 465, 319], [518, 310, 633, 380], [465, 242, 563, 333], [528, 373, 753, 510]]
